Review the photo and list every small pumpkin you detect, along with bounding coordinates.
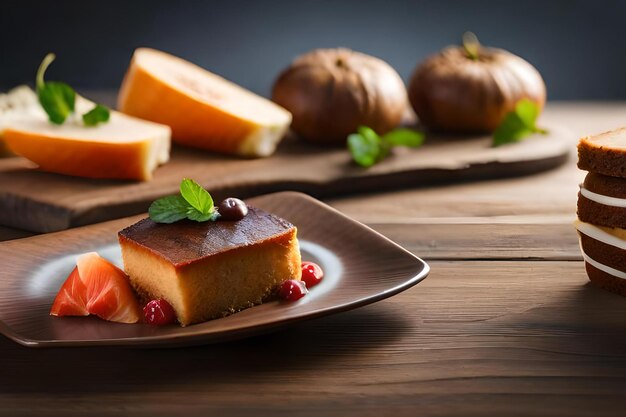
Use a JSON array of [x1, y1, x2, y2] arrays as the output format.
[[272, 48, 408, 145], [408, 33, 546, 133]]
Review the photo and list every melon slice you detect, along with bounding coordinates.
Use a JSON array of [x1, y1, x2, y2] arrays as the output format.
[[1, 86, 171, 181], [118, 48, 292, 157], [0, 85, 40, 156]]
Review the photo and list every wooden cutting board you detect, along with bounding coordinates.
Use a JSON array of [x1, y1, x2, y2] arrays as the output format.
[[0, 127, 572, 233]]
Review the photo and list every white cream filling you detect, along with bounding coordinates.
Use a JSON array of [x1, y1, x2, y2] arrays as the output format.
[[576, 220, 626, 280], [581, 250, 626, 280], [580, 185, 626, 208], [574, 220, 626, 250]]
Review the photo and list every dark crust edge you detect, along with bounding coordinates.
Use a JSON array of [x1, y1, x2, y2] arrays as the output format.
[[584, 262, 626, 296], [578, 139, 626, 178]]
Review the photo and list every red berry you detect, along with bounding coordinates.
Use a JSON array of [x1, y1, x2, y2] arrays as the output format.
[[279, 279, 308, 301], [301, 261, 324, 288], [143, 299, 177, 325]]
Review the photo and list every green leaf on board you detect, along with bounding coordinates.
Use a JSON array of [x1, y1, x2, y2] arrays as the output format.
[[493, 99, 548, 146]]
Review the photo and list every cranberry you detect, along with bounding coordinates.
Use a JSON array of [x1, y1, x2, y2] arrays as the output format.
[[218, 197, 248, 221], [279, 279, 308, 301], [301, 261, 324, 288], [143, 299, 177, 325]]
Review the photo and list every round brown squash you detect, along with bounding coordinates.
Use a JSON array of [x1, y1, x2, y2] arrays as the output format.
[[272, 48, 408, 145], [408, 35, 546, 133]]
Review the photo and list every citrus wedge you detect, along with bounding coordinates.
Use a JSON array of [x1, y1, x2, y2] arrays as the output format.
[[50, 266, 89, 317], [50, 252, 141, 324], [76, 252, 141, 324], [1, 86, 171, 181], [118, 48, 292, 157]]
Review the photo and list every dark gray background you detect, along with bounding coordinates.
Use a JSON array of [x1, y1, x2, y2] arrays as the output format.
[[1, 0, 624, 100]]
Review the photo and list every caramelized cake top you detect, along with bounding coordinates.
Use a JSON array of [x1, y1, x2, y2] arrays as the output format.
[[118, 206, 296, 267]]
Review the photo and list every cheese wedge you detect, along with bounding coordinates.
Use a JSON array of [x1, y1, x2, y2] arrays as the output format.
[[1, 86, 171, 181], [118, 48, 292, 157]]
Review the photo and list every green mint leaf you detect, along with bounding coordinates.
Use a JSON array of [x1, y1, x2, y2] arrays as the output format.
[[82, 104, 110, 126], [515, 99, 540, 127], [149, 195, 191, 224], [348, 131, 381, 168], [493, 125, 535, 146], [186, 208, 220, 222], [348, 126, 426, 167], [492, 99, 547, 147], [492, 112, 531, 146], [180, 178, 214, 215], [382, 128, 425, 148], [357, 126, 379, 142], [358, 126, 392, 160], [149, 179, 221, 224], [36, 53, 76, 125], [38, 82, 76, 125]]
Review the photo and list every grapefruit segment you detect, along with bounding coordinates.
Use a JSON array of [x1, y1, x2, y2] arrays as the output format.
[[76, 252, 142, 324], [1, 86, 171, 181], [50, 252, 142, 324], [50, 266, 89, 317], [118, 48, 292, 157]]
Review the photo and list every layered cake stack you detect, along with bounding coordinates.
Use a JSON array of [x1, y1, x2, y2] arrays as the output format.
[[576, 128, 626, 295]]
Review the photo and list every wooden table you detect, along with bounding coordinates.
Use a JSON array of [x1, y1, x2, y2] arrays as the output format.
[[2, 103, 626, 416]]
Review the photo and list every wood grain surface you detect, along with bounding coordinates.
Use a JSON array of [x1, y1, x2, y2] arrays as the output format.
[[0, 261, 624, 417], [0, 121, 570, 233], [1, 102, 626, 416]]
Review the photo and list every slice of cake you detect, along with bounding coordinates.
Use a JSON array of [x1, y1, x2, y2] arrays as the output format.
[[578, 127, 626, 178], [118, 206, 301, 326], [575, 220, 626, 296], [576, 127, 626, 296]]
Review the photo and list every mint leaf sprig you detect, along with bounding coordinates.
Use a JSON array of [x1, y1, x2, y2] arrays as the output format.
[[36, 54, 75, 125], [492, 99, 548, 147], [36, 53, 110, 126], [149, 179, 219, 224], [82, 104, 110, 126], [348, 126, 425, 168]]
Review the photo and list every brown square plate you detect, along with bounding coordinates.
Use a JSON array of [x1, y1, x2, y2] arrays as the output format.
[[0, 192, 429, 348]]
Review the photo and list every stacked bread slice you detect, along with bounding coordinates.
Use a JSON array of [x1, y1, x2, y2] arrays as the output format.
[[576, 128, 626, 295]]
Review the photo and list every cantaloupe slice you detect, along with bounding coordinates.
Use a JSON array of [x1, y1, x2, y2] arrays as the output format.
[[0, 85, 40, 156], [118, 48, 292, 157], [1, 86, 171, 181]]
